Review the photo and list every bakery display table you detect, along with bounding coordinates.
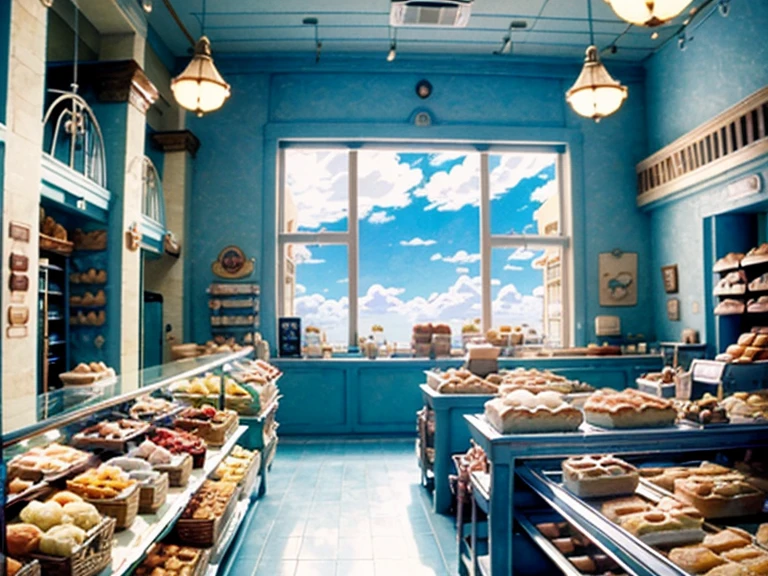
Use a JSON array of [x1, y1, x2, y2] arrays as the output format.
[[464, 414, 768, 575]]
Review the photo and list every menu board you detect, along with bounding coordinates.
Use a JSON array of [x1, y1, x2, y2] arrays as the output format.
[[278, 317, 301, 357]]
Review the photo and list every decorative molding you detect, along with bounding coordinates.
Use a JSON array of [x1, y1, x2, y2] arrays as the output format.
[[637, 86, 768, 208], [150, 130, 201, 158], [40, 0, 53, 7]]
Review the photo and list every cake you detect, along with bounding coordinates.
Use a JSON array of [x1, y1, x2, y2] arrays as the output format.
[[668, 546, 726, 574], [583, 389, 677, 429], [674, 476, 766, 518], [618, 508, 705, 546], [561, 455, 639, 497], [484, 389, 583, 434]]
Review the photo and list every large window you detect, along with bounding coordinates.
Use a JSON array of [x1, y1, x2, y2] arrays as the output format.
[[279, 146, 570, 349]]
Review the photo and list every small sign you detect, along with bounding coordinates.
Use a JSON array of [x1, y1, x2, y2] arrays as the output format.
[[6, 326, 28, 339], [9, 222, 30, 243], [212, 245, 254, 279], [278, 316, 302, 357], [9, 253, 28, 272], [726, 175, 762, 201], [9, 273, 28, 292], [8, 305, 29, 326]]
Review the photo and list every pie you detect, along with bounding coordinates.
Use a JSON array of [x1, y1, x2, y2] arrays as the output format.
[[583, 389, 677, 429]]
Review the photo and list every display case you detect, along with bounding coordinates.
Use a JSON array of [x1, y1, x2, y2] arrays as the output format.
[[462, 414, 768, 576], [3, 348, 281, 576], [38, 253, 70, 396]]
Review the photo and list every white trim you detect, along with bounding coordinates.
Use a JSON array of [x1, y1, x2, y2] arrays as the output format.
[[348, 151, 359, 348], [277, 149, 286, 319], [279, 232, 350, 245], [489, 235, 570, 249], [480, 153, 492, 334], [559, 152, 573, 348]]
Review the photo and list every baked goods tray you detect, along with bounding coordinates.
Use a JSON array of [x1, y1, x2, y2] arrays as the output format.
[[175, 483, 242, 547], [7, 453, 98, 484], [71, 422, 151, 453], [516, 509, 632, 576]]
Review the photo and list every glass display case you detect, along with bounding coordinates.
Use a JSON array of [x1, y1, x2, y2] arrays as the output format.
[[2, 347, 282, 576]]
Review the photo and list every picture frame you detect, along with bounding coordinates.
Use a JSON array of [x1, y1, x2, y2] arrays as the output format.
[[598, 251, 638, 307], [667, 297, 680, 321], [662, 264, 679, 294]]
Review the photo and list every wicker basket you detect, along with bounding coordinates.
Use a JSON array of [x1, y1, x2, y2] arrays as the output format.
[[153, 453, 193, 487], [174, 411, 239, 447], [84, 483, 140, 531], [238, 451, 262, 500], [175, 486, 240, 547], [29, 516, 115, 576], [15, 560, 41, 576], [138, 472, 169, 514]]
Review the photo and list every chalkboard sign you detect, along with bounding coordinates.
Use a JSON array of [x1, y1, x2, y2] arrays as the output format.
[[278, 317, 301, 357]]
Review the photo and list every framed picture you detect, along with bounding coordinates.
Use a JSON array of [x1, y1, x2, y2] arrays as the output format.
[[667, 297, 680, 321], [662, 264, 679, 294], [599, 251, 638, 307]]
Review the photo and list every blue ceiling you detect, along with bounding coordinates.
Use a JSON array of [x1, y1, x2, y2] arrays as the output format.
[[148, 0, 711, 63]]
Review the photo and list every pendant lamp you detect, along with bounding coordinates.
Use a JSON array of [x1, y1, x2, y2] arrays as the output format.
[[171, 36, 230, 117], [566, 46, 628, 121], [604, 0, 693, 27]]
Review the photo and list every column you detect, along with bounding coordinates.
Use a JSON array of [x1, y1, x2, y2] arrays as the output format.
[[144, 130, 200, 360], [2, 0, 48, 432]]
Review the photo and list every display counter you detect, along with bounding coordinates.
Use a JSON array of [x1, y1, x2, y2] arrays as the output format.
[[463, 413, 768, 576], [2, 348, 282, 576], [272, 354, 663, 435]]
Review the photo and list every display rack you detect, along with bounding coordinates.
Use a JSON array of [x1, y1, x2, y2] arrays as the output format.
[[38, 254, 70, 395], [207, 283, 260, 345], [463, 413, 768, 575]]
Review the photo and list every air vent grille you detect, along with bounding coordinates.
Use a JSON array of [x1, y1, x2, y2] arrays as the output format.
[[636, 86, 768, 206], [390, 0, 472, 27]]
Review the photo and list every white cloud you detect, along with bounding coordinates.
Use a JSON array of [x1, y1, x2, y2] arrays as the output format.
[[530, 180, 557, 203], [439, 250, 481, 264], [400, 237, 436, 247], [294, 245, 326, 265], [413, 155, 481, 211], [286, 150, 422, 228], [430, 253, 442, 261], [507, 247, 535, 261], [429, 152, 466, 166], [490, 154, 556, 202], [295, 283, 307, 295], [533, 286, 545, 297], [456, 267, 469, 274], [337, 278, 349, 284], [504, 264, 524, 271], [368, 211, 395, 224], [359, 284, 406, 314], [491, 279, 501, 286]]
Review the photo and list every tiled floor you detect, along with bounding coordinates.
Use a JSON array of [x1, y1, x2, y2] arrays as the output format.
[[225, 439, 457, 576]]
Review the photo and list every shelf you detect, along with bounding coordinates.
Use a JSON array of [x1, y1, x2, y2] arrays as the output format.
[[41, 290, 64, 297], [48, 314, 64, 321], [206, 499, 250, 572], [110, 425, 248, 576], [49, 340, 66, 346], [210, 325, 258, 331], [40, 263, 64, 272], [470, 471, 491, 515], [516, 513, 583, 576], [713, 288, 746, 297]]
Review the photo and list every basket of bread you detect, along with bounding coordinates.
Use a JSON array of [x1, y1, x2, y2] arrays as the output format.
[[39, 209, 73, 256], [5, 558, 40, 576], [211, 445, 260, 500], [7, 444, 93, 483], [69, 269, 107, 285], [128, 395, 181, 422], [149, 428, 207, 469], [105, 457, 170, 514], [716, 329, 768, 363], [65, 466, 140, 530], [70, 419, 150, 453], [173, 405, 238, 447], [72, 229, 107, 251], [8, 491, 115, 576], [133, 543, 210, 576], [129, 439, 193, 487], [175, 480, 240, 547], [58, 363, 115, 386]]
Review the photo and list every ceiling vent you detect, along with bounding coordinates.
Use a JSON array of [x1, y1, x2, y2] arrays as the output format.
[[390, 0, 473, 28]]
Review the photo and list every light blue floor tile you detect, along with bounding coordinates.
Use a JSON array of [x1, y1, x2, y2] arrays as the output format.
[[294, 560, 337, 576], [337, 536, 373, 560], [254, 559, 297, 576], [299, 536, 339, 560], [336, 560, 375, 576], [262, 536, 303, 560]]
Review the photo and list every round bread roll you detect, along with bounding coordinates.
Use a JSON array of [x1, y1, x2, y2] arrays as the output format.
[[726, 344, 745, 357], [7, 558, 22, 576], [49, 491, 83, 507], [433, 323, 451, 335], [7, 523, 43, 556]]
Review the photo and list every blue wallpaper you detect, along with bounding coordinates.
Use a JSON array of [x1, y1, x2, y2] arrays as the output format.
[[644, 0, 768, 344], [188, 57, 653, 349]]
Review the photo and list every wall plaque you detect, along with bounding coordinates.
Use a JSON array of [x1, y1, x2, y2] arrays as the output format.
[[10, 253, 29, 272], [9, 222, 30, 243], [9, 274, 29, 292], [8, 305, 29, 326]]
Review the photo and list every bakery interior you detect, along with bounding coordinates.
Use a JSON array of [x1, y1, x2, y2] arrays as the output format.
[[1, 0, 768, 575]]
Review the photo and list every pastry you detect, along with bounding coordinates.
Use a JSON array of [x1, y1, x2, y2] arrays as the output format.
[[583, 389, 677, 429], [134, 543, 204, 576], [436, 374, 499, 394], [6, 523, 43, 556], [6, 558, 22, 576], [8, 477, 33, 494], [48, 491, 83, 507], [750, 274, 768, 292], [20, 500, 65, 531], [180, 480, 237, 520], [601, 495, 654, 522], [569, 556, 596, 572], [748, 297, 768, 314], [674, 477, 766, 518], [62, 501, 101, 530], [484, 389, 583, 434], [669, 546, 725, 574], [561, 455, 639, 497], [757, 523, 768, 547], [536, 522, 562, 539], [713, 252, 744, 272], [703, 528, 752, 552], [66, 465, 137, 500], [715, 299, 746, 315], [738, 333, 756, 346], [618, 508, 705, 546], [552, 537, 575, 554], [715, 271, 747, 295], [676, 394, 730, 425], [727, 344, 746, 357], [39, 524, 86, 557], [703, 565, 751, 576]]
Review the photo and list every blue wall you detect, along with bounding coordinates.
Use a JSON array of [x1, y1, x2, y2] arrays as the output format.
[[643, 0, 768, 343], [187, 55, 653, 350]]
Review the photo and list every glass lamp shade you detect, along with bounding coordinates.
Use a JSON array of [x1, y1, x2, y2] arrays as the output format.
[[566, 46, 628, 122], [604, 0, 693, 26], [171, 36, 231, 116]]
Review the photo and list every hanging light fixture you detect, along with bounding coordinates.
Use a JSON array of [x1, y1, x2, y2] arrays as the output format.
[[604, 0, 694, 27], [168, 0, 230, 116], [387, 28, 397, 62], [566, 0, 628, 122]]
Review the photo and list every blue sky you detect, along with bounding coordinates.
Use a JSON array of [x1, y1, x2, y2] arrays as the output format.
[[286, 149, 558, 345]]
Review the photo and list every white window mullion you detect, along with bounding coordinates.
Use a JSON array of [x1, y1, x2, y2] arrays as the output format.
[[348, 150, 359, 348], [280, 232, 350, 245], [480, 153, 492, 334], [277, 149, 286, 319], [489, 235, 570, 249]]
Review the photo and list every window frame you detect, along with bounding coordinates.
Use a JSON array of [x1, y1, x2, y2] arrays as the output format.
[[278, 145, 572, 349]]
